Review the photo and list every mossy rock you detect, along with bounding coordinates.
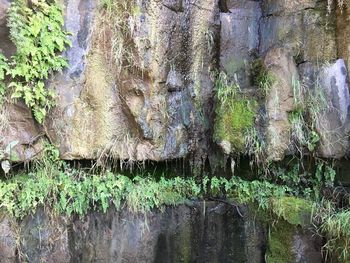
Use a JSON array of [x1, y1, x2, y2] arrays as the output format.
[[214, 97, 257, 152], [270, 196, 313, 226], [266, 220, 296, 263]]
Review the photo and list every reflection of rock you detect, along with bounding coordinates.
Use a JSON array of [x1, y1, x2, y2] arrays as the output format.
[[316, 59, 350, 158], [264, 48, 299, 161]]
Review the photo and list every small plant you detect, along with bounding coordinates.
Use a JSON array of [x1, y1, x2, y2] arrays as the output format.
[[214, 71, 240, 105], [251, 59, 276, 96], [0, 54, 9, 104], [244, 127, 266, 166]]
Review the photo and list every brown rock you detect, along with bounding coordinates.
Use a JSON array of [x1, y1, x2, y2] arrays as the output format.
[[336, 0, 350, 73], [264, 48, 300, 161]]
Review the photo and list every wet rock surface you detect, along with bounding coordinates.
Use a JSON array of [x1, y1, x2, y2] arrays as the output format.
[[0, 202, 268, 263], [316, 59, 350, 158]]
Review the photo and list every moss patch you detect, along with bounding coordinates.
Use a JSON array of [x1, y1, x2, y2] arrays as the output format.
[[214, 97, 257, 151], [271, 196, 313, 226], [266, 220, 296, 263]]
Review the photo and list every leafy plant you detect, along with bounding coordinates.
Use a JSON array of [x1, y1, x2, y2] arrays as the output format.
[[0, 54, 9, 103], [0, 0, 71, 123]]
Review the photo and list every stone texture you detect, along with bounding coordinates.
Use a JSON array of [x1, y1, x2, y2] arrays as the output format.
[[316, 59, 350, 158], [261, 0, 317, 16], [46, 0, 218, 162], [220, 0, 261, 88], [0, 202, 269, 263], [0, 0, 13, 57], [336, 0, 350, 73], [267, 221, 323, 263], [0, 215, 16, 263], [264, 48, 299, 161], [259, 1, 336, 63], [292, 230, 323, 263], [1, 102, 45, 163], [20, 209, 70, 263]]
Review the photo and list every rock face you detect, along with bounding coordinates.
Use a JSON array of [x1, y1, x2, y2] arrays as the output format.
[[0, 0, 44, 162], [1, 0, 350, 163], [316, 59, 350, 158], [220, 0, 261, 88], [0, 202, 268, 263], [337, 0, 350, 72], [45, 0, 218, 162], [264, 48, 300, 161]]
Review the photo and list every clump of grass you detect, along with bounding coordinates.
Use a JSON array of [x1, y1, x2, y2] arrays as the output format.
[[244, 127, 266, 166], [251, 59, 276, 96], [97, 0, 141, 73]]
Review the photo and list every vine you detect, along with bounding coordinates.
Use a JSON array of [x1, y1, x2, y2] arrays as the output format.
[[0, 0, 70, 123]]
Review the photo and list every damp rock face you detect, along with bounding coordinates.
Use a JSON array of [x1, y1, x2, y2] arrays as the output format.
[[315, 59, 350, 158], [337, 0, 350, 73], [0, 202, 267, 263], [0, 202, 328, 263], [0, 0, 44, 163]]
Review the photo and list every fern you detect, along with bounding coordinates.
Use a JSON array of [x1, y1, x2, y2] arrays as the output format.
[[0, 54, 9, 103], [3, 0, 71, 123]]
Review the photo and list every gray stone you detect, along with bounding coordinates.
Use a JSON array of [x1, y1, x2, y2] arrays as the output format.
[[0, 0, 13, 58], [316, 59, 350, 158], [0, 202, 267, 263], [261, 0, 317, 16], [20, 209, 70, 263], [220, 0, 261, 88], [292, 230, 323, 263], [259, 3, 336, 63], [0, 215, 16, 263]]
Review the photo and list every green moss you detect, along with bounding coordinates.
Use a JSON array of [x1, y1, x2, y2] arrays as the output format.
[[271, 196, 313, 226], [266, 220, 296, 263], [214, 97, 257, 151]]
